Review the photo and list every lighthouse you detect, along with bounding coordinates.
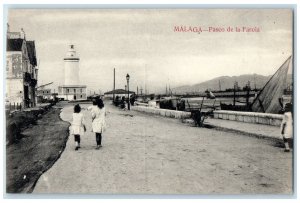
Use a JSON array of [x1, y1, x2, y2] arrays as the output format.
[[64, 44, 80, 85], [58, 45, 87, 101]]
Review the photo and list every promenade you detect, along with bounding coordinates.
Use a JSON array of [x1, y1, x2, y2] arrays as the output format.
[[33, 102, 292, 194]]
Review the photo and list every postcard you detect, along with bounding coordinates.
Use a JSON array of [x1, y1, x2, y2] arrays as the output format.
[[4, 6, 294, 197]]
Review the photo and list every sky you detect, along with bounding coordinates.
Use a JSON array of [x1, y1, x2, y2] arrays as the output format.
[[7, 9, 293, 94]]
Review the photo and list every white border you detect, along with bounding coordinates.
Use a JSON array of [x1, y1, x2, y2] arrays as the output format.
[[0, 1, 299, 203]]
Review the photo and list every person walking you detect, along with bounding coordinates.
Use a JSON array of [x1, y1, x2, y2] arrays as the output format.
[[70, 104, 86, 151], [280, 103, 293, 152], [90, 98, 106, 149]]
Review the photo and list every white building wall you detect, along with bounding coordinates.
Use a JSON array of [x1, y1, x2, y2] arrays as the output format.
[[6, 52, 24, 105], [6, 79, 24, 104], [58, 86, 87, 101]]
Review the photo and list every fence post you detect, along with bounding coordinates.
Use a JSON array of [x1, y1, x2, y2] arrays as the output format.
[[20, 103, 22, 110]]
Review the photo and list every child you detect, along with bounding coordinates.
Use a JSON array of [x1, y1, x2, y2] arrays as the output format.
[[280, 103, 293, 152], [90, 99, 106, 149], [70, 104, 86, 150]]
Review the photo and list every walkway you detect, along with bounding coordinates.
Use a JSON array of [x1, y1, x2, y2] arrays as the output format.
[[33, 103, 292, 194]]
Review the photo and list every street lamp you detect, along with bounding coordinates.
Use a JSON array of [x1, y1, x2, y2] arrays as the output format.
[[126, 73, 130, 110]]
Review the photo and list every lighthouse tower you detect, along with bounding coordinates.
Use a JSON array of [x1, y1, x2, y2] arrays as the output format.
[[64, 45, 80, 85], [58, 44, 87, 101]]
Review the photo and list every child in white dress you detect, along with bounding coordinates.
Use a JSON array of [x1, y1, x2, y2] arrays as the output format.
[[90, 99, 106, 149], [280, 103, 293, 152], [70, 104, 86, 150]]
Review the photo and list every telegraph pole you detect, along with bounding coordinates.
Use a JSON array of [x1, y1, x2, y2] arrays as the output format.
[[233, 81, 238, 106], [113, 68, 115, 101]]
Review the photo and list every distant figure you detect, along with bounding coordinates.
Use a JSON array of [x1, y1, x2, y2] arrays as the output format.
[[177, 99, 185, 111], [280, 103, 293, 152], [90, 98, 106, 149], [130, 94, 136, 106], [114, 95, 120, 106], [120, 96, 126, 109], [70, 104, 86, 151]]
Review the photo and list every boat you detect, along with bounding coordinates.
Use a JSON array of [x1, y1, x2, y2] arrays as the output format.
[[220, 56, 292, 113], [251, 56, 292, 113]]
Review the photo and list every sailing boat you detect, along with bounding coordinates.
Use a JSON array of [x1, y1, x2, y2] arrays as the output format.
[[251, 56, 292, 114]]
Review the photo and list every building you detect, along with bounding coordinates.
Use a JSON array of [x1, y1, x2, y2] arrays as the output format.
[[37, 89, 52, 99], [36, 85, 58, 102], [58, 45, 87, 101], [58, 85, 87, 100], [26, 41, 38, 105], [104, 89, 135, 99], [6, 27, 38, 108]]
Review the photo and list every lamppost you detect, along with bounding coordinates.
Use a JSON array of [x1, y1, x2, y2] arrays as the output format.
[[126, 73, 130, 110], [124, 85, 127, 105]]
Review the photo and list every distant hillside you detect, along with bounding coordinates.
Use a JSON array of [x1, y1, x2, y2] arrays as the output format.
[[172, 74, 271, 94]]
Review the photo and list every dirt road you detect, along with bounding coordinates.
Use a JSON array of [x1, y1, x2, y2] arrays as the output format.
[[33, 102, 292, 194]]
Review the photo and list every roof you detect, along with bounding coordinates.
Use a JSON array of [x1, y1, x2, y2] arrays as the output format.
[[7, 38, 24, 51], [104, 89, 135, 95], [58, 85, 87, 88], [27, 41, 37, 66], [88, 94, 101, 98]]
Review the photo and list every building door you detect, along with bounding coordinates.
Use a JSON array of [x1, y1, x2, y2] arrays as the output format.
[[74, 95, 76, 100], [24, 85, 29, 108]]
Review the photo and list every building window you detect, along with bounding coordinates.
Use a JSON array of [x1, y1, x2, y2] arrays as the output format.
[[74, 89, 76, 93], [6, 60, 9, 71], [80, 89, 82, 93], [80, 95, 82, 98], [67, 89, 69, 93], [43, 91, 44, 94]]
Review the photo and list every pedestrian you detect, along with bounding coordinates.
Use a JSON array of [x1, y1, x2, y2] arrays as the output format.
[[90, 98, 106, 149], [70, 104, 86, 151], [280, 103, 293, 152]]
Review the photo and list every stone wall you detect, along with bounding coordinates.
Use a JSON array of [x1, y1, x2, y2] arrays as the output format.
[[132, 106, 191, 119], [135, 102, 149, 107], [213, 110, 283, 126]]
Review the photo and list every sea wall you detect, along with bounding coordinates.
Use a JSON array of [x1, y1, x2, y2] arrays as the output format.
[[134, 102, 149, 107], [213, 110, 283, 126], [132, 106, 191, 119]]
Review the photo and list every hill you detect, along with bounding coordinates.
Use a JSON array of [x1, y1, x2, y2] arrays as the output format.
[[172, 74, 271, 94]]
